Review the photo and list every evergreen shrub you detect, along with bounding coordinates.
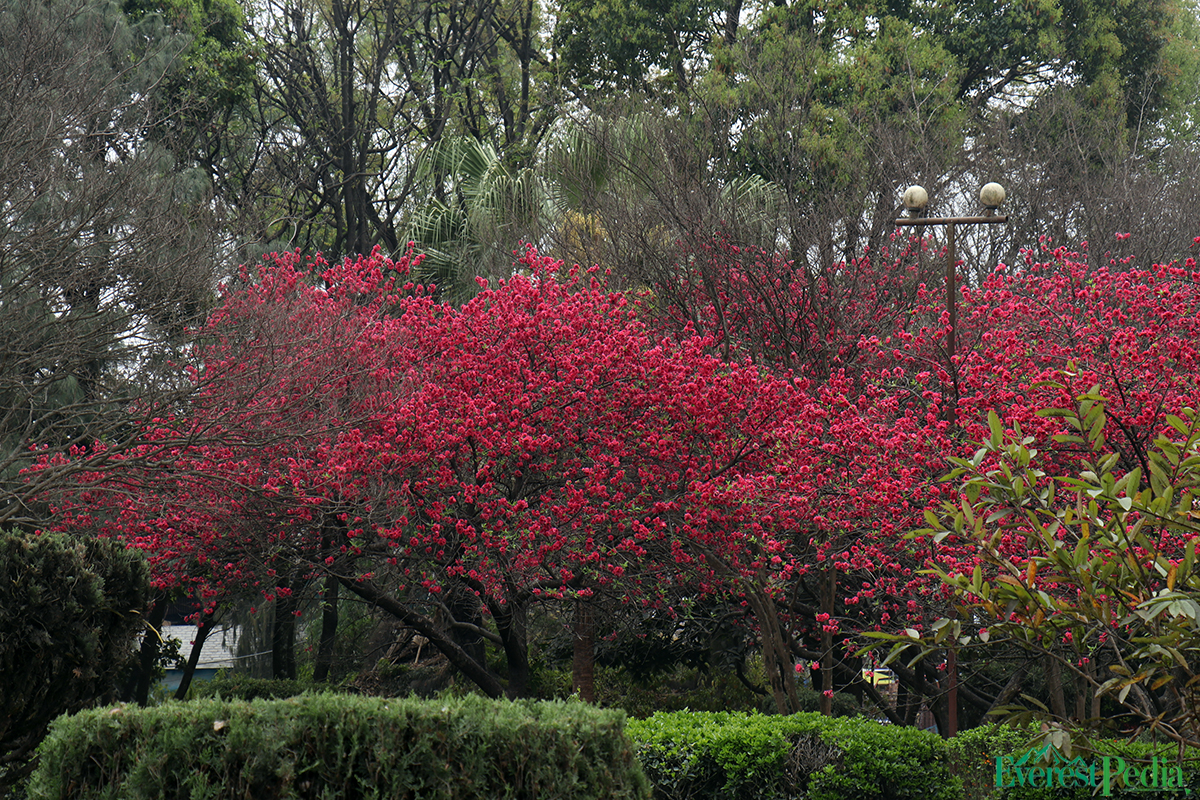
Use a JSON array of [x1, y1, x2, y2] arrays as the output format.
[[27, 693, 650, 800], [627, 710, 959, 800], [186, 675, 327, 701], [0, 530, 150, 793]]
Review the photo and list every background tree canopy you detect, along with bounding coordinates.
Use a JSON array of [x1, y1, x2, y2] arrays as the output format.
[[169, 0, 1198, 294]]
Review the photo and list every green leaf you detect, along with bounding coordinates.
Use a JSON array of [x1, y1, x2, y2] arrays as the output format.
[[988, 410, 1004, 447]]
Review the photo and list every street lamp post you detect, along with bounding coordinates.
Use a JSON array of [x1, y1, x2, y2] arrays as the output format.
[[894, 183, 1008, 738], [894, 183, 1009, 417]]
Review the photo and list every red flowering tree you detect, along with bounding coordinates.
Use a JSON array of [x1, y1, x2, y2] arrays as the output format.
[[39, 247, 427, 686], [42, 229, 1200, 723], [648, 231, 1200, 727], [45, 246, 813, 702]]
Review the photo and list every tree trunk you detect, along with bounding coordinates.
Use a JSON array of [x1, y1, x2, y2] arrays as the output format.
[[745, 585, 799, 715], [931, 692, 950, 737], [311, 575, 339, 683], [496, 600, 531, 698], [1089, 659, 1101, 720], [1074, 670, 1087, 722], [699, 547, 799, 714], [1047, 657, 1067, 720], [338, 576, 507, 698], [946, 647, 958, 738], [819, 567, 835, 716], [897, 679, 918, 727], [174, 607, 217, 700], [272, 584, 298, 681], [447, 581, 488, 667], [985, 660, 1031, 719], [572, 598, 595, 702], [131, 596, 169, 704]]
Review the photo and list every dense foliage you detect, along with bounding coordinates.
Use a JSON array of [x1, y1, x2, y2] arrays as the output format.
[[877, 397, 1200, 746], [28, 694, 650, 800], [34, 231, 1200, 737], [0, 530, 151, 793], [629, 710, 959, 800]]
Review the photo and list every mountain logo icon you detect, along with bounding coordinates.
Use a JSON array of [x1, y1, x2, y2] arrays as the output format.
[[1014, 742, 1089, 773]]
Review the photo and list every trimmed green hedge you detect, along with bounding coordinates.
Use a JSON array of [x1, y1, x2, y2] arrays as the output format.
[[627, 710, 960, 800], [30, 691, 1200, 800], [629, 714, 1200, 800], [27, 694, 650, 800]]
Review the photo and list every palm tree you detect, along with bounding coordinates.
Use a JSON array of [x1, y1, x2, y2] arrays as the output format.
[[405, 136, 548, 304]]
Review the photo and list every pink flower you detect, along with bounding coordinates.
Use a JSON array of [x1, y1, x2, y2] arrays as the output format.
[[822, 690, 833, 699]]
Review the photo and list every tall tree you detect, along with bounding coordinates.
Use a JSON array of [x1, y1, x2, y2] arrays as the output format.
[[228, 0, 561, 265], [551, 0, 1200, 282], [0, 0, 222, 527], [121, 0, 255, 161]]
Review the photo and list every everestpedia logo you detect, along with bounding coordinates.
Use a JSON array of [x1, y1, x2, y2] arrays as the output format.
[[995, 743, 1191, 795]]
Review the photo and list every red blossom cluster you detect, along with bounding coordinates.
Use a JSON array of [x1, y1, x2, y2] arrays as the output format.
[[39, 246, 809, 615], [33, 234, 1200, 702]]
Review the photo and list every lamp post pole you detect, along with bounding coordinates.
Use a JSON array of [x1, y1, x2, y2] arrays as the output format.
[[893, 183, 1008, 739], [893, 183, 1009, 419]]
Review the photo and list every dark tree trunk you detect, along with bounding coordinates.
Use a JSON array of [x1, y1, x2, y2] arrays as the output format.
[[272, 584, 298, 681], [496, 600, 531, 698], [131, 596, 170, 704], [338, 576, 506, 698], [745, 585, 800, 715], [819, 567, 835, 716], [701, 547, 799, 714], [174, 607, 217, 700], [896, 679, 918, 727], [311, 575, 339, 683], [985, 660, 1031, 718], [1047, 657, 1068, 720], [447, 581, 488, 667], [931, 691, 951, 738], [571, 598, 595, 702]]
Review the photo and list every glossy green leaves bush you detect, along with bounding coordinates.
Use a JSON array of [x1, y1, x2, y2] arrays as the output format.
[[627, 710, 959, 800]]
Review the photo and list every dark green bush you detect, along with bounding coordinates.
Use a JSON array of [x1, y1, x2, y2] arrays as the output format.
[[947, 725, 1036, 800], [584, 663, 859, 720], [187, 675, 328, 701], [627, 710, 959, 800], [27, 693, 651, 799], [0, 530, 150, 794]]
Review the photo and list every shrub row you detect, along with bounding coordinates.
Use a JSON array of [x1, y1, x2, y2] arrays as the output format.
[[186, 675, 328, 702], [626, 710, 960, 800], [27, 693, 650, 800], [29, 689, 1200, 800], [627, 712, 1200, 800]]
